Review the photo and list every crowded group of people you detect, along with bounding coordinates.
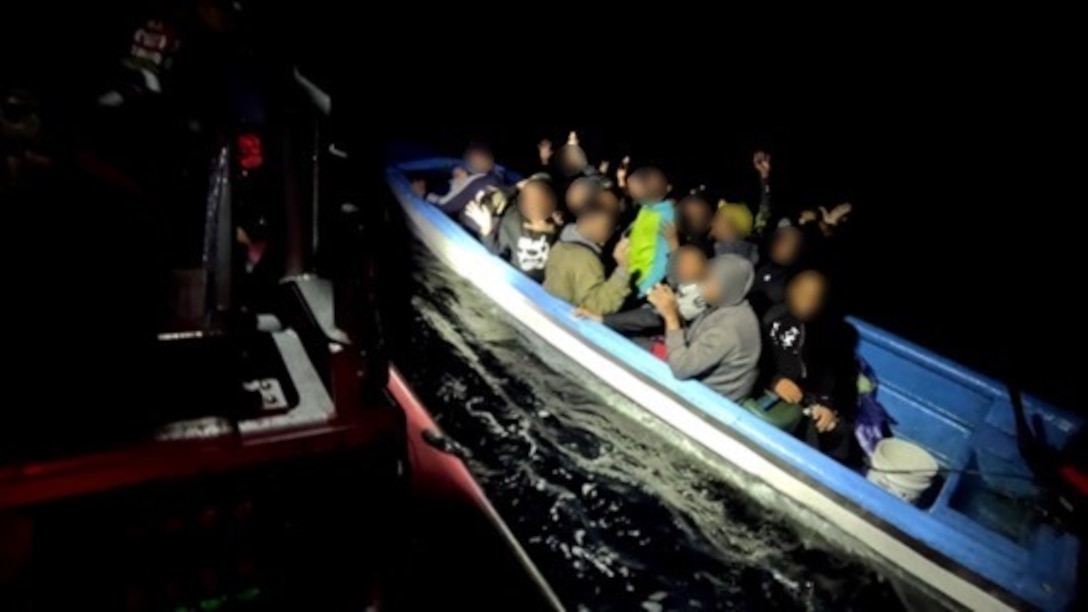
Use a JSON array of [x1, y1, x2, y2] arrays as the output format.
[[410, 133, 859, 464]]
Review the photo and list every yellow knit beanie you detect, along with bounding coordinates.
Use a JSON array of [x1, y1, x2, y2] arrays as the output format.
[[715, 200, 753, 238]]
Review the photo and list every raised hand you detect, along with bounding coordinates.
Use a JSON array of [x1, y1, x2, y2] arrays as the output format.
[[798, 210, 819, 225], [616, 155, 631, 189], [538, 139, 553, 165], [567, 131, 579, 146], [612, 236, 631, 269], [647, 284, 680, 319], [464, 200, 495, 237], [598, 159, 610, 175], [820, 202, 853, 226], [753, 151, 771, 180]]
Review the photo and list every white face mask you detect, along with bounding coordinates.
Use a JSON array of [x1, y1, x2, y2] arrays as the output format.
[[676, 283, 707, 321]]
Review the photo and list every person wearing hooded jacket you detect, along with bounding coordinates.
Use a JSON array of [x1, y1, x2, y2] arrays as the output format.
[[412, 144, 504, 222], [647, 254, 761, 402], [544, 207, 631, 315], [762, 270, 859, 463]]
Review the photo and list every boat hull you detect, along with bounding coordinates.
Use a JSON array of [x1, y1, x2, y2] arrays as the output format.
[[387, 158, 1080, 610]]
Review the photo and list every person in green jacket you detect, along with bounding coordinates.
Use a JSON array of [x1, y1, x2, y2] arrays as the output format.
[[544, 207, 631, 316]]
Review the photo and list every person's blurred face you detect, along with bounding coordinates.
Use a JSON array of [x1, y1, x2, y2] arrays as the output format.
[[626, 172, 648, 203], [644, 172, 668, 202], [680, 198, 713, 235], [711, 211, 739, 242], [465, 150, 494, 174], [559, 146, 587, 175], [519, 182, 556, 222], [577, 212, 615, 246], [787, 271, 827, 321], [566, 182, 596, 215], [674, 247, 708, 285], [628, 169, 668, 204], [770, 227, 802, 265], [595, 190, 621, 216], [698, 266, 722, 305]]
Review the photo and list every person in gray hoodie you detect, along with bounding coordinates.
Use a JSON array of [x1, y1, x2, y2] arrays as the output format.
[[647, 254, 761, 402]]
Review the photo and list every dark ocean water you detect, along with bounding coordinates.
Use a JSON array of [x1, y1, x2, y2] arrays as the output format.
[[396, 242, 906, 611]]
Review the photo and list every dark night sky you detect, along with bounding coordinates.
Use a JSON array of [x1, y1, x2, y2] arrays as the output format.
[[4, 3, 1081, 409]]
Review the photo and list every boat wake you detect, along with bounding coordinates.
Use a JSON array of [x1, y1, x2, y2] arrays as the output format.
[[399, 242, 903, 611]]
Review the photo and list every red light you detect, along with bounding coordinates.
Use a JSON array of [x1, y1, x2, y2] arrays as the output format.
[[237, 134, 264, 171]]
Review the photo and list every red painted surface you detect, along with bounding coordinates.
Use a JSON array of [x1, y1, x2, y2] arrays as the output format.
[[387, 367, 488, 507], [0, 406, 399, 510], [0, 367, 476, 512]]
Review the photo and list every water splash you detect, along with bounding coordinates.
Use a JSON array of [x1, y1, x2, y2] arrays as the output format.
[[399, 244, 903, 611]]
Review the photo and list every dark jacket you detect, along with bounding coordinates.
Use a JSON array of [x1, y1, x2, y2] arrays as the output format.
[[603, 305, 662, 335], [713, 239, 760, 266], [750, 261, 792, 319], [485, 207, 558, 282], [426, 171, 503, 216], [763, 304, 857, 418], [683, 232, 716, 258], [603, 250, 706, 337]]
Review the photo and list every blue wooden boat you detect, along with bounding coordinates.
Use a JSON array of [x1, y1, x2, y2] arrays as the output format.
[[387, 157, 1082, 610]]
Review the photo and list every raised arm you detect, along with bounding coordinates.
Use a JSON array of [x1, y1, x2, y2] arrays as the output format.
[[616, 156, 631, 191], [538, 139, 553, 169], [752, 151, 773, 236]]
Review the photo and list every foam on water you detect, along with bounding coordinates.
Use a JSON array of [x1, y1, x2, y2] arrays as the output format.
[[399, 243, 907, 611]]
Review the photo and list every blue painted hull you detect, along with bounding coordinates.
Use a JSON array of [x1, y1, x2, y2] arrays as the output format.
[[388, 158, 1081, 610]]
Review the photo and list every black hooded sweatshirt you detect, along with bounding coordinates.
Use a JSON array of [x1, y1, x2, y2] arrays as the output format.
[[762, 304, 857, 419], [751, 259, 793, 319], [484, 206, 558, 282]]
